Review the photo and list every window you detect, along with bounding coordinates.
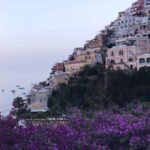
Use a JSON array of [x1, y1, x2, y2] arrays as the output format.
[[119, 50, 124, 56], [116, 67, 121, 70], [130, 65, 133, 69], [147, 57, 150, 63], [129, 58, 133, 62], [111, 60, 115, 64], [111, 52, 114, 56], [139, 58, 145, 64], [88, 56, 91, 59], [120, 59, 123, 63], [86, 51, 90, 55]]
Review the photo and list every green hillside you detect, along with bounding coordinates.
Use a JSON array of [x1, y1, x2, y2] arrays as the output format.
[[48, 64, 150, 115]]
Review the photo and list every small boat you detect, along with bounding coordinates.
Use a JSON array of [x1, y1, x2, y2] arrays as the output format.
[[11, 90, 16, 94], [19, 87, 25, 90], [1, 89, 5, 92]]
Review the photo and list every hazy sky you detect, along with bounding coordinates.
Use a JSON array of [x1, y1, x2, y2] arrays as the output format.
[[0, 0, 134, 86], [0, 0, 135, 114]]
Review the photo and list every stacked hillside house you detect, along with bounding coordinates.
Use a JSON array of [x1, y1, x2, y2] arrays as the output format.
[[106, 35, 150, 70], [106, 0, 150, 70], [63, 33, 106, 74], [28, 32, 106, 112], [51, 63, 65, 73], [28, 0, 150, 112], [107, 0, 150, 40], [49, 71, 70, 90]]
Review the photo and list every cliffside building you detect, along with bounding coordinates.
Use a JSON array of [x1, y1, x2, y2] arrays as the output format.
[[29, 84, 51, 112], [106, 35, 150, 70], [137, 53, 150, 69], [49, 71, 70, 90]]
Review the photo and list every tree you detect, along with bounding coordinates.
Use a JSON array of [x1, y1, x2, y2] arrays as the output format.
[[12, 97, 27, 117]]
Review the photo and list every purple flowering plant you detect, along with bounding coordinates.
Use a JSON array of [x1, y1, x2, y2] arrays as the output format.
[[0, 105, 149, 150]]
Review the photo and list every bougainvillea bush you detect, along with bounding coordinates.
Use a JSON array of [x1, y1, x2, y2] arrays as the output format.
[[0, 106, 149, 150]]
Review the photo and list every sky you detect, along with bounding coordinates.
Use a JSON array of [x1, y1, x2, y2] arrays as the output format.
[[0, 0, 134, 114]]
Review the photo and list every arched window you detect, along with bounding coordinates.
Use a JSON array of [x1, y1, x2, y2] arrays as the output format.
[[139, 58, 145, 64], [147, 57, 150, 63]]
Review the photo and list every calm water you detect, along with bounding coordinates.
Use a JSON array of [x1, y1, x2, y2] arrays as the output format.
[[0, 92, 14, 116], [0, 70, 49, 116], [0, 84, 30, 116]]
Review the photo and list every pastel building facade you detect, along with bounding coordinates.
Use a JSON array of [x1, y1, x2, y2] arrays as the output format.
[[137, 53, 150, 69], [130, 1, 140, 15], [64, 60, 90, 74], [110, 0, 150, 40], [113, 13, 150, 38], [52, 63, 65, 73], [74, 50, 99, 64], [49, 72, 70, 90], [106, 35, 150, 70], [144, 0, 150, 14], [29, 86, 51, 112], [106, 45, 137, 70]]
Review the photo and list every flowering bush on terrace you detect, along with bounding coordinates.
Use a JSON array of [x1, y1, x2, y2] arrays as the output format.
[[0, 106, 150, 150]]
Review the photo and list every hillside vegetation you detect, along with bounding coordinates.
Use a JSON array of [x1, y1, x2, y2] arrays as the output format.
[[48, 64, 150, 115]]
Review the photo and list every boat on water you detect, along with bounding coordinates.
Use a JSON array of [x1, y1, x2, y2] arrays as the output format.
[[11, 90, 16, 94], [1, 89, 5, 92], [19, 87, 25, 90]]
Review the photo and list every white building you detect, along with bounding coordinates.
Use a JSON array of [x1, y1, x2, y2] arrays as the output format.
[[106, 35, 150, 70], [137, 53, 150, 69], [113, 13, 150, 37], [29, 84, 51, 112], [144, 0, 150, 14], [110, 0, 150, 39]]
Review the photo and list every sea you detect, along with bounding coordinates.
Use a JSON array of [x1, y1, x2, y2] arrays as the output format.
[[0, 84, 30, 116], [0, 70, 48, 116]]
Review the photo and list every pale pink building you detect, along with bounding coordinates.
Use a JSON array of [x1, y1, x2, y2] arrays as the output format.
[[106, 35, 150, 70], [137, 53, 150, 70]]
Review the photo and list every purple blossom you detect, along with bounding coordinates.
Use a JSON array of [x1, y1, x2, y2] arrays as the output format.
[[0, 105, 149, 150]]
